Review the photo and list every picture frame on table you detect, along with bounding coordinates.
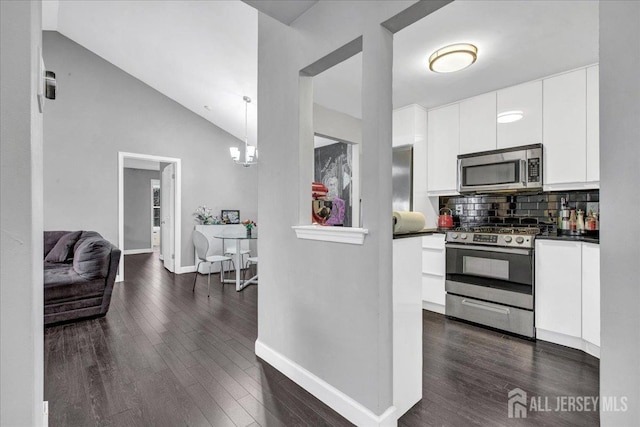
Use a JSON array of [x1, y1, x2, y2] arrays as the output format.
[[221, 210, 240, 224]]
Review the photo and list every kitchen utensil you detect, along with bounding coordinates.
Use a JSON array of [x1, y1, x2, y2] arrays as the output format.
[[438, 208, 454, 229]]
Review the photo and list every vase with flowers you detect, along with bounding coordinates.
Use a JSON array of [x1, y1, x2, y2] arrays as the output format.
[[242, 220, 256, 237], [194, 206, 221, 225]]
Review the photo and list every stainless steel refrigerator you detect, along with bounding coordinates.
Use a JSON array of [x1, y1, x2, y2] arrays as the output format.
[[392, 146, 413, 212]]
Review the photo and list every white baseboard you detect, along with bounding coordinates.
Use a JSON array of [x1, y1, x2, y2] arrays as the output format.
[[43, 401, 48, 427], [422, 301, 445, 315], [255, 339, 397, 426], [123, 248, 154, 255], [536, 328, 600, 359], [178, 265, 197, 274]]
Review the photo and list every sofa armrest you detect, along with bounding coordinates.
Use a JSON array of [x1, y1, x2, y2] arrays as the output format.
[[99, 244, 121, 315]]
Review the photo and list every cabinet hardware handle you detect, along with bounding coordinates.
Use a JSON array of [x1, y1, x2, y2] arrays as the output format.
[[461, 299, 511, 315]]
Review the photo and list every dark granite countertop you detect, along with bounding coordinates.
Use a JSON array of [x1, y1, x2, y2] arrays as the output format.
[[393, 228, 443, 239], [537, 233, 599, 244]]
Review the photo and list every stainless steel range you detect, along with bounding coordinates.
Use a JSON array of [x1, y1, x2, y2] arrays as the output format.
[[445, 226, 540, 338]]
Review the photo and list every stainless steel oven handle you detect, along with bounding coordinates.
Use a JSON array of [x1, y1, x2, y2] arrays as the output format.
[[446, 243, 531, 256], [461, 299, 511, 315]]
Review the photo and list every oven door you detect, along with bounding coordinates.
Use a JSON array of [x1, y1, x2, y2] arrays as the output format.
[[445, 243, 534, 309]]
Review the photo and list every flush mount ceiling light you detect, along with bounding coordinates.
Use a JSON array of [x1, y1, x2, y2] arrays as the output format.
[[428, 43, 478, 73], [497, 110, 524, 124], [229, 96, 257, 167]]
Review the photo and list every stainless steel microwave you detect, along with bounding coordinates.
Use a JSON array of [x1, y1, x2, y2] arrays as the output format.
[[457, 144, 543, 194]]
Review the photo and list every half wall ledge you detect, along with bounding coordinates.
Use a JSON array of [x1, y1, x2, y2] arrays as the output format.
[[292, 225, 369, 245]]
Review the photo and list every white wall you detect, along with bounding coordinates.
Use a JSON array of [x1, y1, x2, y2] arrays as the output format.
[[123, 168, 159, 250], [0, 1, 44, 425], [42, 32, 258, 268], [314, 103, 362, 144], [256, 1, 416, 422], [599, 1, 640, 424]]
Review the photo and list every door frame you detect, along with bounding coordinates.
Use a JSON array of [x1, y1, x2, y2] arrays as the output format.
[[151, 178, 160, 251], [118, 152, 182, 282]]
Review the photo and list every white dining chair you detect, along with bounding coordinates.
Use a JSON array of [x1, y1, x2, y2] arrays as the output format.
[[192, 230, 234, 297], [223, 238, 251, 267], [243, 256, 258, 281]]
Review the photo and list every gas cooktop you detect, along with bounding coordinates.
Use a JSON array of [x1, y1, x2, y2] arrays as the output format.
[[445, 226, 540, 248]]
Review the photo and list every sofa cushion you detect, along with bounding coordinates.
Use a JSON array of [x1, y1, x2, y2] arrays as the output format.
[[43, 263, 105, 303], [73, 237, 111, 280], [44, 231, 82, 263], [44, 231, 73, 258]]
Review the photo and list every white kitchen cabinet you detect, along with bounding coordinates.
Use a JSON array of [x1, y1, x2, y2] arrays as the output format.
[[536, 239, 601, 358], [586, 65, 600, 183], [535, 240, 582, 338], [393, 105, 437, 227], [427, 104, 459, 195], [393, 105, 427, 148], [543, 69, 588, 187], [421, 234, 446, 313], [497, 80, 542, 149], [392, 237, 423, 416], [459, 92, 497, 154], [581, 243, 600, 347]]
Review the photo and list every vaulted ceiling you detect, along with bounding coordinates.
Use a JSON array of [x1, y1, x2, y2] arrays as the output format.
[[43, 1, 599, 138], [43, 0, 258, 145]]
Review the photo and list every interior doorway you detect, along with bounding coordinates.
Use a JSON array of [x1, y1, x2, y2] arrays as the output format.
[[118, 152, 182, 281], [151, 179, 161, 251]]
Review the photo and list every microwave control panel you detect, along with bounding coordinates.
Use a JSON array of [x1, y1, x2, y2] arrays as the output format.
[[528, 158, 540, 183]]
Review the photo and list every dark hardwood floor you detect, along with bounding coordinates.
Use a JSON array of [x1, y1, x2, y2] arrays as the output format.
[[400, 312, 599, 427], [45, 253, 599, 426]]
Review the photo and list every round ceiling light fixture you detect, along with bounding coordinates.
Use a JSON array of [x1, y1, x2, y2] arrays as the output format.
[[497, 110, 524, 124], [429, 43, 478, 73]]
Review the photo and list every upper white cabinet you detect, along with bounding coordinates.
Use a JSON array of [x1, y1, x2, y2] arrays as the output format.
[[535, 240, 582, 339], [393, 105, 434, 223], [425, 64, 599, 195], [586, 65, 600, 183], [543, 69, 587, 187], [459, 92, 497, 154], [393, 105, 426, 148], [496, 80, 543, 149], [427, 104, 459, 195], [581, 243, 600, 347]]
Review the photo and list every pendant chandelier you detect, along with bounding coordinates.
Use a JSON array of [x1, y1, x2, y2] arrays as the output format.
[[229, 96, 257, 167]]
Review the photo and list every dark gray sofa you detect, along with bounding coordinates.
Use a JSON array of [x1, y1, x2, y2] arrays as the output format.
[[44, 231, 121, 325]]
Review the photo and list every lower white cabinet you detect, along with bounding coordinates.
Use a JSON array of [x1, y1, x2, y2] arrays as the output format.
[[581, 243, 600, 347], [535, 240, 582, 338], [421, 234, 446, 313], [535, 239, 600, 357], [392, 237, 423, 416]]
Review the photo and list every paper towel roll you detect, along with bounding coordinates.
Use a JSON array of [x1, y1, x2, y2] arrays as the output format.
[[392, 211, 426, 234]]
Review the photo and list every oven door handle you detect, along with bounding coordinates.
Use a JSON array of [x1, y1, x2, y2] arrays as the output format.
[[461, 299, 511, 315], [446, 243, 531, 256]]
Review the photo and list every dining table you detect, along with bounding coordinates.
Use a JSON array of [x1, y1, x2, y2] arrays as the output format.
[[212, 227, 257, 291]]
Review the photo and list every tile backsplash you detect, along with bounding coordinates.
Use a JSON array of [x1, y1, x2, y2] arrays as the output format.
[[440, 190, 599, 234]]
